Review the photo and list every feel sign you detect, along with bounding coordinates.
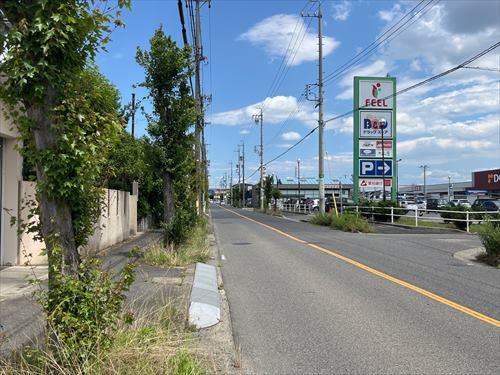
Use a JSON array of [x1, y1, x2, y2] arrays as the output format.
[[359, 160, 393, 177]]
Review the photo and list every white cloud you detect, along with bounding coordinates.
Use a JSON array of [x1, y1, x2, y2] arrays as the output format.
[[209, 95, 318, 127], [281, 131, 301, 141], [378, 4, 401, 22], [239, 14, 339, 66], [240, 129, 250, 135], [376, 2, 500, 73], [336, 60, 389, 100], [332, 1, 352, 21]]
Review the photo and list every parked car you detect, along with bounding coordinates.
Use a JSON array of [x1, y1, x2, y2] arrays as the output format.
[[450, 199, 471, 208], [426, 198, 448, 210], [473, 199, 500, 212]]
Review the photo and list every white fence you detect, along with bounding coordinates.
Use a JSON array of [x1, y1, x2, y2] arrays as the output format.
[[342, 205, 499, 233], [281, 203, 314, 214]]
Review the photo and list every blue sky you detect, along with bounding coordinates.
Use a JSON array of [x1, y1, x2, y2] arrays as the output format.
[[96, 0, 500, 189]]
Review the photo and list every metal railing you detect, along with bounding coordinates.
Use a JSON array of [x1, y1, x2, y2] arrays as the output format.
[[341, 205, 499, 233], [281, 203, 314, 214]]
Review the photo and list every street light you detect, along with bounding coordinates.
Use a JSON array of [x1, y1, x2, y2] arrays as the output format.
[[396, 158, 402, 201], [297, 159, 301, 202]]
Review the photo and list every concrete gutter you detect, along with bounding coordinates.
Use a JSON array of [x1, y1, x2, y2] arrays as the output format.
[[188, 262, 220, 329], [453, 247, 489, 267]]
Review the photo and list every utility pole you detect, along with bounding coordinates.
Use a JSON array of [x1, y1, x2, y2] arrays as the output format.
[[237, 146, 241, 206], [194, 0, 203, 214], [242, 142, 245, 207], [303, 0, 325, 213], [420, 165, 429, 198], [131, 92, 136, 138], [253, 110, 264, 210], [297, 159, 301, 202], [229, 161, 233, 206]]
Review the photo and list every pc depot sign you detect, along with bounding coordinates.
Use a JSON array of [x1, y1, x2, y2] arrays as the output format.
[[353, 76, 397, 203]]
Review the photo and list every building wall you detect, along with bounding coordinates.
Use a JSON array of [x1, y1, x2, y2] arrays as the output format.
[[16, 183, 138, 266], [0, 138, 22, 265], [1, 99, 23, 266]]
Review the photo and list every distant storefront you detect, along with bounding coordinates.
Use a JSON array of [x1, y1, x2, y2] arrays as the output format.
[[468, 169, 500, 196]]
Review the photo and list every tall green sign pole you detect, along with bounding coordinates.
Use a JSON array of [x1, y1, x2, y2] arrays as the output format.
[[353, 76, 397, 204]]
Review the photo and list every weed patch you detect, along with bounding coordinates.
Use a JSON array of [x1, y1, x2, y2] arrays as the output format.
[[144, 219, 210, 267]]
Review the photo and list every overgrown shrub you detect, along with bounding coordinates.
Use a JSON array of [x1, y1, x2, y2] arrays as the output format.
[[440, 205, 468, 230], [478, 221, 500, 267], [471, 204, 500, 222], [330, 213, 373, 233], [38, 253, 136, 367], [310, 213, 333, 226]]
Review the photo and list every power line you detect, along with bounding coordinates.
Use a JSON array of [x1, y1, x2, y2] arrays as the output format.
[[251, 41, 500, 174], [264, 0, 312, 100], [323, 0, 437, 86]]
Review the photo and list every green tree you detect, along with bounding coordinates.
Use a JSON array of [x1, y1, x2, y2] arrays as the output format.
[[136, 27, 198, 244], [0, 0, 130, 279], [264, 176, 274, 210], [271, 188, 282, 211]]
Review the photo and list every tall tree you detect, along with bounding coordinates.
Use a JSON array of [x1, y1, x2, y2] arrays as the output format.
[[136, 27, 197, 242], [0, 1, 129, 280]]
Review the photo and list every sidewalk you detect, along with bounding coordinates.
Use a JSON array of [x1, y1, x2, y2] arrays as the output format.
[[0, 231, 162, 358]]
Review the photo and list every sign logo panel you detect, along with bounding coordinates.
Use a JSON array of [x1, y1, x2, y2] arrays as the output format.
[[359, 179, 392, 188], [359, 80, 394, 109], [359, 140, 393, 158], [359, 160, 393, 177], [359, 111, 392, 138]]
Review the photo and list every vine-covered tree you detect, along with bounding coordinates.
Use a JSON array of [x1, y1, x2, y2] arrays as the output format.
[[136, 27, 198, 244], [0, 0, 130, 280]]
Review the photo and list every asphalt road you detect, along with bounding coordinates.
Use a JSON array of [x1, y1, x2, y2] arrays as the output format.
[[213, 205, 500, 374]]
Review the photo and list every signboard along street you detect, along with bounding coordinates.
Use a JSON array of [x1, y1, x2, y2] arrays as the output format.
[[359, 140, 393, 158], [353, 76, 397, 203], [359, 111, 393, 138], [359, 178, 392, 188], [359, 159, 393, 177]]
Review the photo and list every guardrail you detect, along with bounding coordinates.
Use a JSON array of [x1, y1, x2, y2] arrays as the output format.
[[281, 203, 314, 214], [341, 205, 499, 233]]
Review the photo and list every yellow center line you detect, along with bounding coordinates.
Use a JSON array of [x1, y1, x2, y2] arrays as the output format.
[[219, 206, 500, 328]]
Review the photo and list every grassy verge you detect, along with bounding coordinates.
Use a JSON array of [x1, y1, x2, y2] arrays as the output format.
[[2, 300, 206, 374], [143, 219, 210, 267], [310, 213, 373, 233], [395, 216, 457, 230]]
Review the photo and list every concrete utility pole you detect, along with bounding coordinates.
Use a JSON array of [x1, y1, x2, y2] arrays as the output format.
[[131, 92, 136, 138], [297, 159, 301, 201], [237, 146, 241, 206], [194, 0, 203, 213], [229, 161, 233, 206], [253, 110, 264, 210], [420, 165, 429, 198], [303, 0, 325, 214], [242, 142, 245, 207]]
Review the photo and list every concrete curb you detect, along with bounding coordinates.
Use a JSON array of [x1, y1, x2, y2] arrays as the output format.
[[189, 262, 220, 329], [453, 247, 488, 267]]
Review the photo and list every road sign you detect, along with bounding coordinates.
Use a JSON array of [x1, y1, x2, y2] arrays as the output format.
[[359, 140, 393, 158], [359, 111, 392, 138], [359, 159, 393, 177], [359, 178, 392, 188]]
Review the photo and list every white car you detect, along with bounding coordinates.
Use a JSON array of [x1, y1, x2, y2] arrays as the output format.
[[451, 199, 471, 208]]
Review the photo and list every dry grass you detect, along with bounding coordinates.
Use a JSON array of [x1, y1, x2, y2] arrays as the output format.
[[143, 220, 210, 268], [1, 298, 207, 375]]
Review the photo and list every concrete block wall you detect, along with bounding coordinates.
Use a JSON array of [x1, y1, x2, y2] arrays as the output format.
[[16, 183, 138, 265]]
